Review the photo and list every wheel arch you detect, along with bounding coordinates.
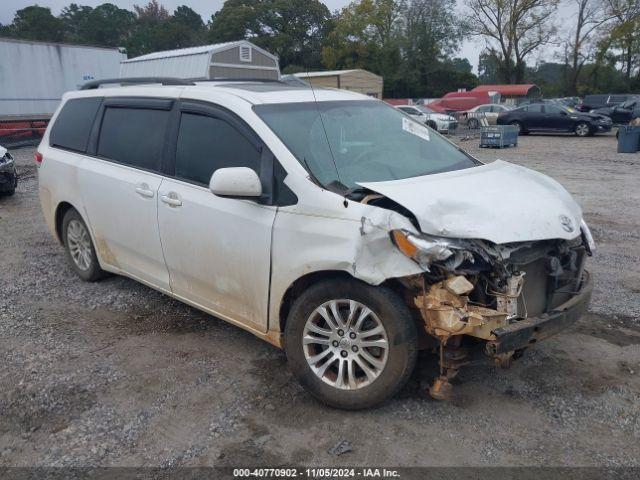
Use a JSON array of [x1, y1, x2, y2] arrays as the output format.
[[54, 201, 77, 244], [275, 269, 408, 334]]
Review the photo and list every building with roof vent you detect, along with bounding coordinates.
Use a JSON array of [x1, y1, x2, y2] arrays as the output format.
[[294, 69, 383, 98], [120, 41, 280, 81]]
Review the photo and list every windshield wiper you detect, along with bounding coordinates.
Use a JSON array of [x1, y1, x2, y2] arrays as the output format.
[[302, 156, 326, 189]]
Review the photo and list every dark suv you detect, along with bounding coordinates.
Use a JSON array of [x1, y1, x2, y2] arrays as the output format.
[[578, 94, 637, 112]]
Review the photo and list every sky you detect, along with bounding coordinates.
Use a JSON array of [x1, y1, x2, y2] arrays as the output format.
[[0, 0, 570, 74]]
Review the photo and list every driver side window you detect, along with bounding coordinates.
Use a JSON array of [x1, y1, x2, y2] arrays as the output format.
[[175, 113, 260, 186]]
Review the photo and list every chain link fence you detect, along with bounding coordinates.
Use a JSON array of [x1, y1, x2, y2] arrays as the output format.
[[448, 112, 490, 136]]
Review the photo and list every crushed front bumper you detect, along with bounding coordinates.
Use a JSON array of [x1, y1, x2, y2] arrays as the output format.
[[486, 271, 592, 355]]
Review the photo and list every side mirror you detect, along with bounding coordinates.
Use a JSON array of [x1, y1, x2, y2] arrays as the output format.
[[209, 167, 262, 198]]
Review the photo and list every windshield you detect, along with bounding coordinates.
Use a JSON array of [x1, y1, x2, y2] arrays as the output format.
[[254, 100, 476, 190]]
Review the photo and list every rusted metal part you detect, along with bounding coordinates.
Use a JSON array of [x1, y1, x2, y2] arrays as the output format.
[[494, 272, 525, 318], [429, 375, 454, 401], [416, 274, 513, 400], [414, 275, 508, 340]]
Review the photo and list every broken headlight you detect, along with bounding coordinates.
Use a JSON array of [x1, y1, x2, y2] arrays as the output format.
[[390, 230, 456, 269], [580, 219, 596, 255]]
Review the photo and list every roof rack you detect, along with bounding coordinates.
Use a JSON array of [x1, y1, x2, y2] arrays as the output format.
[[196, 78, 286, 84], [80, 77, 195, 90]]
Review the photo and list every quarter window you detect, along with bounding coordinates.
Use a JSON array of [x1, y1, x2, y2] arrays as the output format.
[[175, 113, 260, 185], [50, 97, 102, 153], [97, 107, 170, 172]]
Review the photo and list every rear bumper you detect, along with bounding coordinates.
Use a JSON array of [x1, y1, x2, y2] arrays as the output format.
[[486, 271, 592, 355]]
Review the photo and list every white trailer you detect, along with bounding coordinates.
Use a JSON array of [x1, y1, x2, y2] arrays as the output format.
[[0, 38, 126, 119]]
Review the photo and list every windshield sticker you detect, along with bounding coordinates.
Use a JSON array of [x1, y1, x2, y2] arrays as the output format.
[[402, 117, 430, 141]]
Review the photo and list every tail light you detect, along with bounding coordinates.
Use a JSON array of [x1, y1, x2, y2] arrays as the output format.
[[35, 151, 43, 166]]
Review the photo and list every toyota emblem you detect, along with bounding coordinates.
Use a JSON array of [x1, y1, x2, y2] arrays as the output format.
[[559, 215, 574, 232]]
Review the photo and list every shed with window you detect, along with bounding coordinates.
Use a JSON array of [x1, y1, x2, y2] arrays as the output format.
[[293, 70, 383, 98], [120, 41, 280, 81]]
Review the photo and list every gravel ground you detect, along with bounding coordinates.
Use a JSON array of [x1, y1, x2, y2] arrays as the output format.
[[0, 133, 639, 469]]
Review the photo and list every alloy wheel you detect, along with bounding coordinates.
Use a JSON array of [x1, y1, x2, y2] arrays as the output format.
[[302, 299, 389, 390], [575, 123, 590, 136], [67, 219, 92, 271]]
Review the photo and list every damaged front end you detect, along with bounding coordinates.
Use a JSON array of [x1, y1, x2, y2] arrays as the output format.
[[390, 227, 594, 400]]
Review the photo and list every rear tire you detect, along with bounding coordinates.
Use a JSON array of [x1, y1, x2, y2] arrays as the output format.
[[62, 208, 107, 282], [468, 118, 479, 129], [284, 278, 417, 410]]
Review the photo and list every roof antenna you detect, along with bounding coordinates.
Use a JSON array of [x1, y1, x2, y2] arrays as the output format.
[[306, 69, 343, 186]]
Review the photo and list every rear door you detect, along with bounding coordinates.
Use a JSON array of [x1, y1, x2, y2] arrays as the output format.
[[78, 97, 173, 291], [157, 101, 277, 332], [523, 104, 545, 130]]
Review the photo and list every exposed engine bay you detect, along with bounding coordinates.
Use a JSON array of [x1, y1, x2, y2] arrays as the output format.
[[390, 228, 593, 400]]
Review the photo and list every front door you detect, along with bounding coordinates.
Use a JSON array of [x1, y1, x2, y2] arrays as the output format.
[[157, 103, 276, 332], [543, 104, 572, 131]]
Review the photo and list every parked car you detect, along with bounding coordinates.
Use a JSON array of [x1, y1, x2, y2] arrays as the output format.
[[0, 145, 17, 196], [395, 105, 458, 133], [465, 104, 512, 128], [38, 78, 594, 409], [497, 103, 612, 136], [577, 93, 636, 112], [591, 97, 640, 124]]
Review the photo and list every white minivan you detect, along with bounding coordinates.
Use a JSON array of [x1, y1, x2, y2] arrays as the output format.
[[38, 78, 594, 409]]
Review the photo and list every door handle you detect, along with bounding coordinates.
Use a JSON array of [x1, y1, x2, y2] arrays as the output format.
[[160, 192, 182, 207], [135, 183, 154, 198]]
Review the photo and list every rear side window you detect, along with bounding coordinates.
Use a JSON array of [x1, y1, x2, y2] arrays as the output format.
[[526, 104, 543, 113], [97, 107, 170, 172], [50, 98, 102, 153], [175, 113, 260, 185]]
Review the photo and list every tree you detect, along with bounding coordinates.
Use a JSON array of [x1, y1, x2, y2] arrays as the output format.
[[323, 0, 468, 97], [478, 50, 500, 83], [162, 6, 207, 49], [464, 0, 560, 83], [322, 0, 403, 75], [60, 4, 94, 43], [604, 0, 640, 81], [81, 3, 136, 48], [209, 0, 332, 70], [399, 0, 463, 95], [564, 0, 608, 95], [5, 6, 64, 42], [127, 0, 171, 56]]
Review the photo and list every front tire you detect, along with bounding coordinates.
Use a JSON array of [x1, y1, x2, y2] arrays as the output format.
[[575, 121, 591, 137], [284, 278, 417, 410], [62, 208, 107, 282], [511, 121, 527, 135]]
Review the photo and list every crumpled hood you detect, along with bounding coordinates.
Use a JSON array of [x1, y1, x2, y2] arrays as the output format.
[[358, 160, 583, 244]]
